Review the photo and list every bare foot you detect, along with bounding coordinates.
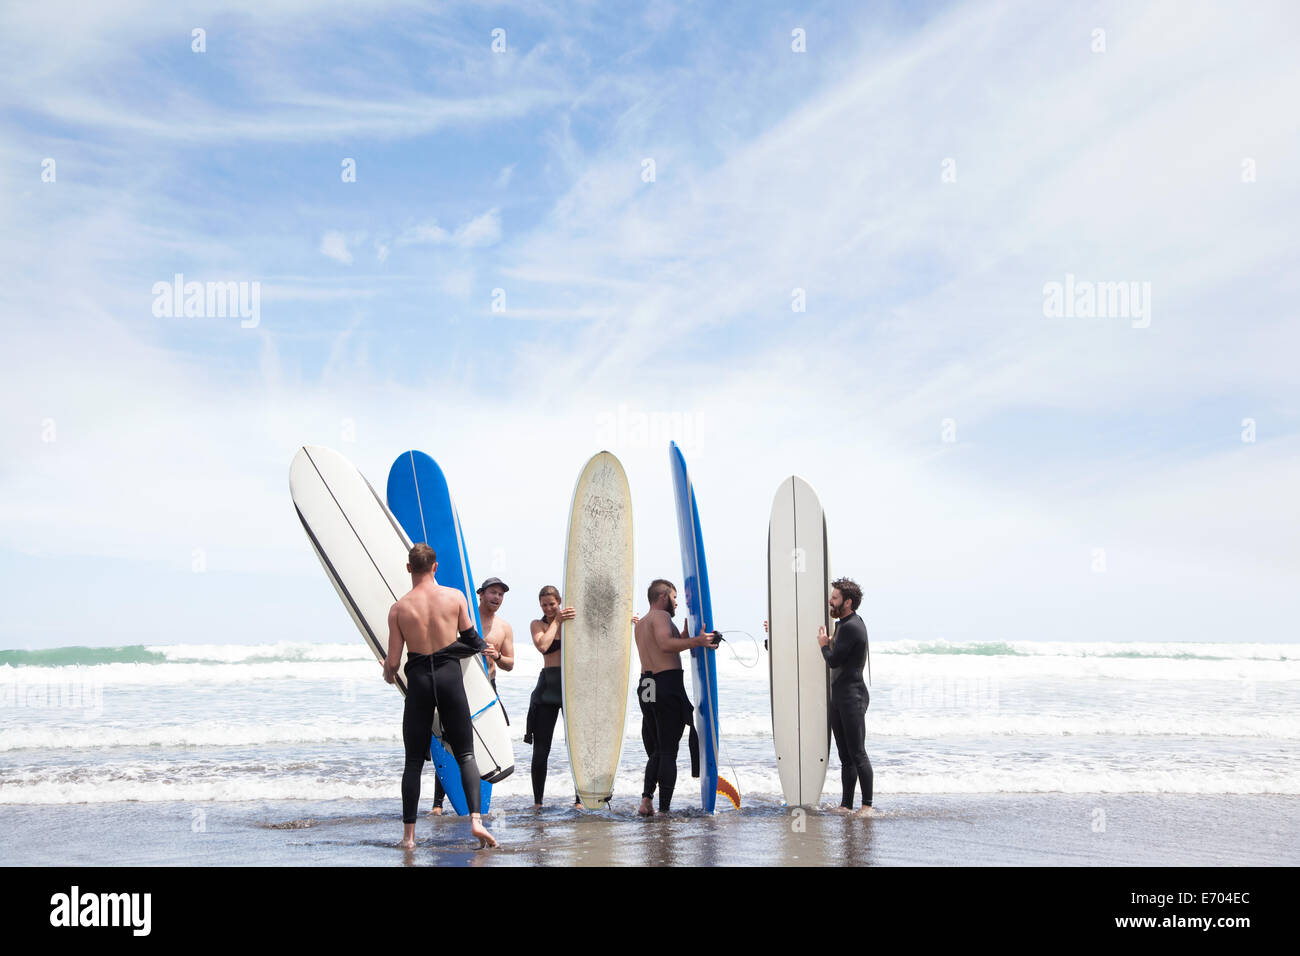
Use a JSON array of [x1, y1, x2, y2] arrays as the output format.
[[533, 803, 543, 810], [855, 806, 875, 818], [470, 813, 498, 849], [399, 823, 416, 849], [429, 806, 442, 817], [637, 798, 655, 817], [829, 805, 852, 815]]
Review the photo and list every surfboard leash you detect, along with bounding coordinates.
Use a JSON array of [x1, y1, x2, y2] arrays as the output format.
[[716, 630, 761, 668]]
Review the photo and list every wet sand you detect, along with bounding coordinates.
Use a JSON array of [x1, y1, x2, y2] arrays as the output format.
[[4, 793, 1298, 866]]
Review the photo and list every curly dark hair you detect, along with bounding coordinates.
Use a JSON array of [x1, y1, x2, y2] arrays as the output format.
[[831, 577, 863, 613]]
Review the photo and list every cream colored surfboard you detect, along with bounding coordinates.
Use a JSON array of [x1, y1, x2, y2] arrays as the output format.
[[768, 475, 831, 807], [561, 451, 635, 810]]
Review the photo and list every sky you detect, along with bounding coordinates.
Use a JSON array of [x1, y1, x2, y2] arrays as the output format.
[[1, 0, 1297, 649]]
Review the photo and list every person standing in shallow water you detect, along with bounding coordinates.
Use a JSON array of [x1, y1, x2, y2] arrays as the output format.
[[817, 577, 874, 817], [383, 543, 496, 848], [525, 585, 580, 808], [633, 578, 716, 815], [430, 576, 514, 816]]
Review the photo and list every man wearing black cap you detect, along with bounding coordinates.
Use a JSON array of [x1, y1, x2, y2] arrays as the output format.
[[430, 576, 515, 816], [475, 577, 515, 685]]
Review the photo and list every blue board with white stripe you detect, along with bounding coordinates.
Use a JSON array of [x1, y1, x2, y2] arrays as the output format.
[[386, 450, 491, 816], [668, 441, 720, 812]]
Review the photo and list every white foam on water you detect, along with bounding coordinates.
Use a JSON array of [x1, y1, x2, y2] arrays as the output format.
[[4, 760, 1294, 803], [152, 642, 369, 663], [709, 712, 1300, 739], [0, 720, 402, 751], [0, 660, 380, 686]]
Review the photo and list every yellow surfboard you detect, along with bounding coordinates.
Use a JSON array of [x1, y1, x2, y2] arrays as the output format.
[[561, 451, 635, 810]]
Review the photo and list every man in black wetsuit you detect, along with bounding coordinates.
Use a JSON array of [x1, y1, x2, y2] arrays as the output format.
[[430, 576, 513, 816], [382, 544, 496, 848], [633, 579, 715, 814], [817, 577, 874, 817]]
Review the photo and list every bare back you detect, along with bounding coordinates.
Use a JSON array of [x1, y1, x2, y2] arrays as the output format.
[[634, 608, 685, 674], [391, 578, 470, 656]]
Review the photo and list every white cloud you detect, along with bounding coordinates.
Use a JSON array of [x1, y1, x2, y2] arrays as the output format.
[[395, 209, 500, 249], [319, 231, 353, 264], [452, 208, 501, 247], [2, 0, 1298, 648], [395, 223, 450, 246]]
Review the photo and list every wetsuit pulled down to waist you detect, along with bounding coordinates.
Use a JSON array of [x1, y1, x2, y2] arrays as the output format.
[[524, 666, 562, 744], [402, 650, 483, 823], [524, 666, 574, 805], [647, 668, 699, 812]]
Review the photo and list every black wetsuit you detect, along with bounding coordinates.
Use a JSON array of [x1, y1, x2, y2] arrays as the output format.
[[523, 627, 579, 805], [432, 675, 497, 811], [647, 668, 701, 812], [638, 671, 657, 800], [821, 611, 873, 808], [401, 640, 484, 824]]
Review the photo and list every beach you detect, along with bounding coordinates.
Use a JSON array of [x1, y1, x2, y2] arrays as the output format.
[[3, 793, 1298, 867]]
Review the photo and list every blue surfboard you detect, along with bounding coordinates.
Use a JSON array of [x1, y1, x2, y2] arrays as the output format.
[[668, 441, 720, 812], [386, 450, 492, 816]]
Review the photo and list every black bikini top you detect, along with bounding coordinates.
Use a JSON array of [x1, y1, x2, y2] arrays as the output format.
[[539, 618, 562, 654]]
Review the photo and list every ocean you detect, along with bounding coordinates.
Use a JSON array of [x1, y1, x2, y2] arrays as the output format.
[[2, 639, 1298, 865]]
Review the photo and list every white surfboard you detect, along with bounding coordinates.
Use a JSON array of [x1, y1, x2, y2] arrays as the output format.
[[768, 475, 831, 807], [289, 444, 513, 783], [561, 451, 635, 810]]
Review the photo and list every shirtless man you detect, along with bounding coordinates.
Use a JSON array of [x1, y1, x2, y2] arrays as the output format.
[[429, 576, 515, 816], [477, 577, 516, 684], [382, 543, 496, 848], [633, 579, 717, 815]]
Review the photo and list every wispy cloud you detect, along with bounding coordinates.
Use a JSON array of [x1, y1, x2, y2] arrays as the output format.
[[319, 231, 354, 264], [2, 0, 1297, 648], [395, 209, 501, 249]]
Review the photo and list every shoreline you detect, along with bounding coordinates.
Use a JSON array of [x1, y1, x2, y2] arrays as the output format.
[[4, 792, 1297, 867]]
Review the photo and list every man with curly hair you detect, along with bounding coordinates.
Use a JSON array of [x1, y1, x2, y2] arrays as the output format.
[[817, 577, 874, 817]]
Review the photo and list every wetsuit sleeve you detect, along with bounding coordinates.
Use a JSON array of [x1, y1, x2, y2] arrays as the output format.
[[821, 621, 863, 667], [458, 626, 487, 652]]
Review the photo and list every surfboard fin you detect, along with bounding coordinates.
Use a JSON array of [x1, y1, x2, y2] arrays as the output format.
[[717, 776, 741, 810]]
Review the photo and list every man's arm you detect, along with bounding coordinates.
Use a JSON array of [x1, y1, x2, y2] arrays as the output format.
[[497, 623, 515, 671], [456, 595, 486, 652], [652, 612, 710, 654], [383, 603, 404, 683], [820, 620, 862, 667]]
